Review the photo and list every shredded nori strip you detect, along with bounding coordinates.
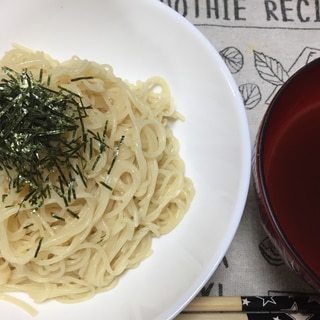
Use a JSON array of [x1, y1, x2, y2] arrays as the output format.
[[0, 67, 121, 214]]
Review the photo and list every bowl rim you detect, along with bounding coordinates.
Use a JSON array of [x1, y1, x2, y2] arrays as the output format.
[[255, 57, 320, 289]]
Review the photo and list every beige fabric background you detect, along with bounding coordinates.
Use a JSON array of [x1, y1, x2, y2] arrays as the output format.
[[160, 0, 319, 297]]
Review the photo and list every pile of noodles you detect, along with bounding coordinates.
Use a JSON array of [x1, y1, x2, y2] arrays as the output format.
[[0, 45, 195, 303]]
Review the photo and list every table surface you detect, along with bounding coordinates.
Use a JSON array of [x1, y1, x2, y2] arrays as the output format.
[[159, 0, 319, 298]]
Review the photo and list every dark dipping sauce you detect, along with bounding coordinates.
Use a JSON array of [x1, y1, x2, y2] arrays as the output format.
[[253, 58, 320, 292], [264, 104, 320, 278]]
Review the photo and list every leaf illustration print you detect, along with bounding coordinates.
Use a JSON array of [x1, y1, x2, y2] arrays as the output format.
[[263, 47, 320, 104], [259, 237, 284, 266], [220, 47, 244, 74], [254, 51, 289, 86], [239, 83, 261, 110]]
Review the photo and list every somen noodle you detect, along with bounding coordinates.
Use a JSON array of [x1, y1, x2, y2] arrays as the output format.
[[0, 45, 195, 303]]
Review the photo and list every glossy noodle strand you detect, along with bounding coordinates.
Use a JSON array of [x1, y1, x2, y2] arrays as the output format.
[[0, 45, 195, 303]]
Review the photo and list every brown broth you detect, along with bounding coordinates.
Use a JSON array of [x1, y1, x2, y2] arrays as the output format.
[[264, 105, 320, 278]]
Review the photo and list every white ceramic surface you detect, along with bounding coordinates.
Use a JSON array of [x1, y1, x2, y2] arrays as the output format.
[[0, 0, 251, 319]]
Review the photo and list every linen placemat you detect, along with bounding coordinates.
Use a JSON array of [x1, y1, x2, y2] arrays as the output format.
[[160, 0, 319, 297]]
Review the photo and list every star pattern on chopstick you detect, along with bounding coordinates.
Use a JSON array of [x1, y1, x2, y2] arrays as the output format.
[[241, 295, 320, 318], [308, 296, 320, 305], [261, 313, 314, 320], [257, 295, 277, 307], [242, 297, 250, 306], [290, 302, 299, 311], [285, 313, 316, 320], [184, 295, 320, 319]]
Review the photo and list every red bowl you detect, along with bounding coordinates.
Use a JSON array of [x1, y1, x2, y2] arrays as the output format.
[[253, 58, 320, 292]]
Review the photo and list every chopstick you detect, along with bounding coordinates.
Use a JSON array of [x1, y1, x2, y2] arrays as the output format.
[[182, 295, 320, 312], [175, 313, 249, 320], [175, 295, 320, 319], [176, 312, 320, 320]]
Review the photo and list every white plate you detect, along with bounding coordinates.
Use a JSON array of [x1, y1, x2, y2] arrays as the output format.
[[0, 0, 251, 319]]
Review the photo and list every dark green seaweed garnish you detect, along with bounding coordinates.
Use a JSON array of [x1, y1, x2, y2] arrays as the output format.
[[34, 237, 43, 258], [0, 67, 123, 214]]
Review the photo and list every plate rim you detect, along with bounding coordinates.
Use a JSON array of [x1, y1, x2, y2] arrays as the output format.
[[0, 0, 251, 319]]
